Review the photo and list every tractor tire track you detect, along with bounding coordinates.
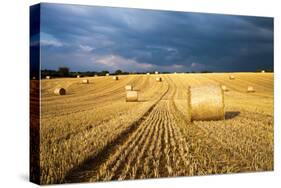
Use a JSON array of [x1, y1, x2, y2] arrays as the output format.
[[63, 77, 170, 183]]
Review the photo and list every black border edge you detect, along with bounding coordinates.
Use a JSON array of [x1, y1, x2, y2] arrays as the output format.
[[30, 3, 41, 185]]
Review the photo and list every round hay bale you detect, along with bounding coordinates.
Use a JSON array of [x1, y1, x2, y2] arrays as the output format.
[[261, 70, 265, 73], [106, 73, 110, 76], [156, 77, 162, 82], [77, 75, 80, 78], [113, 76, 119, 80], [229, 75, 235, 80], [54, 88, 66, 95], [146, 73, 150, 75], [126, 90, 138, 102], [247, 86, 255, 92], [82, 79, 89, 84], [155, 71, 159, 74], [189, 85, 224, 121], [221, 85, 228, 92], [46, 76, 51, 79], [125, 85, 133, 91]]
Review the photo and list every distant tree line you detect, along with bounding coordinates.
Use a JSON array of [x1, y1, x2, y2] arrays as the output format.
[[40, 67, 274, 79], [256, 68, 273, 72], [41, 67, 133, 78]]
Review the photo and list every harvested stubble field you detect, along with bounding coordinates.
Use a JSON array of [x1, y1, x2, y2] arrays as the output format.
[[39, 73, 274, 184]]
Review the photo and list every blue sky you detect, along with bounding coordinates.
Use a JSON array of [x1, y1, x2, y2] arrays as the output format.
[[35, 3, 273, 72]]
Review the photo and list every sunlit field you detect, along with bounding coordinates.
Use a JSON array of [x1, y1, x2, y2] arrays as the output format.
[[38, 72, 273, 184]]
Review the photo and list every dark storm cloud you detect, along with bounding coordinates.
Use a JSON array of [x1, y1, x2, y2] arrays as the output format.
[[38, 3, 273, 72]]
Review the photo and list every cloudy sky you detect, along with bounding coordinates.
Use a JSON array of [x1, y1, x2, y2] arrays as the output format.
[[34, 3, 273, 72]]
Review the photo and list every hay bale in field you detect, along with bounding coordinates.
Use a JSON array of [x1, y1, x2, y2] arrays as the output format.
[[221, 85, 228, 92], [77, 75, 80, 78], [189, 85, 224, 121], [46, 76, 51, 79], [82, 79, 89, 84], [106, 73, 109, 76], [54, 88, 66, 95], [247, 86, 255, 92], [156, 77, 162, 82], [146, 73, 150, 75], [261, 70, 265, 73], [113, 76, 119, 80], [126, 90, 138, 102], [155, 71, 158, 74], [229, 75, 235, 80], [125, 85, 133, 91]]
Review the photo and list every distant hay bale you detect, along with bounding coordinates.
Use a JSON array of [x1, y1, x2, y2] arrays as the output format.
[[126, 90, 138, 102], [146, 73, 150, 75], [125, 85, 133, 91], [189, 85, 225, 121], [46, 76, 51, 79], [54, 88, 66, 95], [106, 73, 110, 76], [82, 79, 89, 84], [229, 75, 235, 80], [94, 74, 98, 77], [221, 85, 228, 92], [77, 75, 80, 78], [247, 86, 255, 92], [261, 70, 265, 73], [113, 76, 119, 80], [174, 72, 177, 74], [156, 77, 162, 82], [155, 71, 159, 74]]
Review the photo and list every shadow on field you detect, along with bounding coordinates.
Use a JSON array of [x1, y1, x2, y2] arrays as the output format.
[[125, 99, 148, 103], [225, 111, 240, 120], [138, 99, 148, 102]]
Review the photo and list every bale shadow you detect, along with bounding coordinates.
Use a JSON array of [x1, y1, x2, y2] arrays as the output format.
[[125, 99, 148, 103], [138, 99, 148, 102], [225, 111, 240, 120]]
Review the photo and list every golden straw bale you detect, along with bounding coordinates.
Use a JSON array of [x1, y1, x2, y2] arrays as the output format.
[[126, 90, 138, 102], [261, 70, 265, 73], [221, 85, 228, 92], [146, 73, 150, 75], [189, 85, 225, 121], [54, 88, 66, 95], [46, 76, 51, 79], [106, 73, 109, 76], [125, 85, 133, 91], [229, 75, 235, 80], [82, 79, 89, 84], [77, 75, 80, 78], [155, 71, 158, 74], [113, 76, 119, 80], [247, 86, 255, 92], [156, 77, 162, 82]]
